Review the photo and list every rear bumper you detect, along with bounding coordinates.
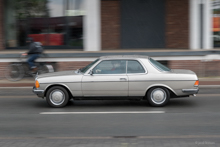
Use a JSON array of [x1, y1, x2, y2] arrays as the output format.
[[182, 88, 199, 94], [33, 86, 44, 98]]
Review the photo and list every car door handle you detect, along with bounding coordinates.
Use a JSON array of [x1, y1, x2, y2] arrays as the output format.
[[120, 78, 127, 81]]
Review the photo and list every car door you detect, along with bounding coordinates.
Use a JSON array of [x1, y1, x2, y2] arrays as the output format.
[[82, 60, 128, 97], [127, 60, 147, 96]]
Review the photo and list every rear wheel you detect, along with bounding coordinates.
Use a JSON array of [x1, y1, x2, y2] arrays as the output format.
[[147, 87, 170, 107], [46, 86, 69, 108], [4, 64, 24, 81]]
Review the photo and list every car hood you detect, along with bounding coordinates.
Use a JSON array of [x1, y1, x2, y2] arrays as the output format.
[[37, 70, 79, 78], [171, 69, 196, 75]]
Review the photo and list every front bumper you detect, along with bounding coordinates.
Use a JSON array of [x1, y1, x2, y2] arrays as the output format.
[[33, 86, 45, 98], [182, 88, 199, 94]]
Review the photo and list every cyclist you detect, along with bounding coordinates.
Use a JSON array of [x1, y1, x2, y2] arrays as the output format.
[[25, 37, 43, 73]]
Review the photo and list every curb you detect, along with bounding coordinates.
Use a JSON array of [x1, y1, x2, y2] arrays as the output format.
[[199, 81, 220, 85], [198, 85, 220, 88], [0, 83, 33, 87]]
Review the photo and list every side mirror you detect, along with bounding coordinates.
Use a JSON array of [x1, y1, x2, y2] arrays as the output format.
[[89, 70, 93, 75]]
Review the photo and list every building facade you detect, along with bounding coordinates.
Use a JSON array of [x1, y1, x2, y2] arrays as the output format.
[[0, 0, 217, 51]]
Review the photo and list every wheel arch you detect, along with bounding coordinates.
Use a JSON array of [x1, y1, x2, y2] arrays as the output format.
[[44, 84, 73, 99], [145, 84, 177, 98]]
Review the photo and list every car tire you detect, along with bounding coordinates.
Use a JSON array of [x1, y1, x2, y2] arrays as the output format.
[[147, 87, 170, 107], [46, 86, 69, 108]]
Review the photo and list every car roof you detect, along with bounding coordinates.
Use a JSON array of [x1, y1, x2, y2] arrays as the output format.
[[99, 55, 149, 60]]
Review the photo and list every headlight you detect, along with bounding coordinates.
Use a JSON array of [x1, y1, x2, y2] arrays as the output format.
[[35, 80, 40, 88]]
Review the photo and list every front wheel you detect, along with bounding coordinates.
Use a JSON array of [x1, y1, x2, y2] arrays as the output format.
[[147, 87, 170, 107], [46, 86, 69, 108]]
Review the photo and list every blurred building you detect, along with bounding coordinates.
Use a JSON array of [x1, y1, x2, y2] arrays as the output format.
[[0, 0, 218, 51]]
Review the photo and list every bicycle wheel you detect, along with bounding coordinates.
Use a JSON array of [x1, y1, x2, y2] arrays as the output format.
[[4, 64, 25, 81], [0, 66, 5, 80]]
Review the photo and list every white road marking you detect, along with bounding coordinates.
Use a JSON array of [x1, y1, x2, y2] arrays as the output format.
[[40, 111, 165, 115], [1, 135, 220, 140]]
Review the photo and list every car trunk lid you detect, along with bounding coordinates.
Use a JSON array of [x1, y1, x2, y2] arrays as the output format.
[[171, 69, 196, 75]]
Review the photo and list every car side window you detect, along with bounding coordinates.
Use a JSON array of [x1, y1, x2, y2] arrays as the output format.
[[127, 60, 145, 73], [93, 60, 126, 74]]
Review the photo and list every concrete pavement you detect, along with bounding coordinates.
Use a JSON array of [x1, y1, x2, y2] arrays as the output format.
[[0, 88, 220, 147]]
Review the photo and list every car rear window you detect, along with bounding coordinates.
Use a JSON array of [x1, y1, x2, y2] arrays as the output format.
[[127, 60, 145, 73], [149, 58, 171, 72]]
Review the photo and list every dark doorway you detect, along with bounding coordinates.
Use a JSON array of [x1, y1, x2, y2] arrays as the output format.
[[121, 0, 165, 49]]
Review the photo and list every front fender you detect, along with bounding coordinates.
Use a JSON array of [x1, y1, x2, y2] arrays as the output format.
[[44, 83, 73, 97]]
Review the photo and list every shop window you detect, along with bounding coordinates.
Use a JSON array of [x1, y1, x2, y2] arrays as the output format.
[[4, 0, 84, 49], [213, 0, 220, 47]]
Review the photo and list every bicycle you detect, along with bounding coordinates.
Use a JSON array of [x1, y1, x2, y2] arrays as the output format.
[[4, 53, 54, 81], [0, 63, 6, 80]]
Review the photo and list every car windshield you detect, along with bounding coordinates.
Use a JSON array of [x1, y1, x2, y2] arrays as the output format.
[[80, 59, 100, 73], [149, 58, 171, 72]]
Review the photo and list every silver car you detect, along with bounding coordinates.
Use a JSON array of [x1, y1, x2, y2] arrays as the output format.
[[33, 55, 199, 107]]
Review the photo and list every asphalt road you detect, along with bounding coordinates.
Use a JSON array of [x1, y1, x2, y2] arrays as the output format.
[[0, 87, 220, 147]]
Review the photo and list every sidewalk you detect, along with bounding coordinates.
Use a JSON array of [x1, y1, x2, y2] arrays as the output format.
[[0, 77, 220, 87], [0, 78, 34, 87], [199, 77, 220, 86]]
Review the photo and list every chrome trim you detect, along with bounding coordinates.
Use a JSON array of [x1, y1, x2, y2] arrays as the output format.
[[33, 87, 45, 97], [41, 81, 80, 84], [92, 73, 127, 76], [126, 73, 147, 75], [33, 89, 44, 93], [84, 59, 148, 75], [129, 80, 196, 82], [120, 78, 127, 81], [41, 80, 196, 84], [182, 88, 199, 94], [81, 80, 197, 83], [82, 81, 128, 83], [35, 72, 38, 79]]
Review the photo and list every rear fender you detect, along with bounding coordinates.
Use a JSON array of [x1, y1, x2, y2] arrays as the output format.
[[146, 84, 177, 96]]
